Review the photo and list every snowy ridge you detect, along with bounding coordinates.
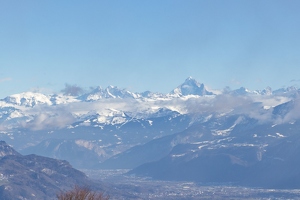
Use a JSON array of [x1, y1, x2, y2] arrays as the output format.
[[3, 92, 52, 107], [0, 77, 299, 131], [79, 86, 140, 101], [2, 92, 79, 107]]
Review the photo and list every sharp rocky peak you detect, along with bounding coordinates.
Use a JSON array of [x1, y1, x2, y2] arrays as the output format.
[[171, 77, 214, 96]]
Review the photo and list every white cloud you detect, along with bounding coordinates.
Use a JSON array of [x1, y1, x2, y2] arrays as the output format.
[[22, 104, 76, 131]]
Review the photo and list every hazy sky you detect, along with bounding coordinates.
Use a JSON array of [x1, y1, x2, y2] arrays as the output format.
[[0, 0, 300, 97]]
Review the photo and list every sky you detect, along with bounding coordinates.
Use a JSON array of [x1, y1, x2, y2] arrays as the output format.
[[0, 0, 300, 98]]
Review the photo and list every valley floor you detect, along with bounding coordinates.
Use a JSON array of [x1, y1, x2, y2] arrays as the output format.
[[81, 169, 300, 200]]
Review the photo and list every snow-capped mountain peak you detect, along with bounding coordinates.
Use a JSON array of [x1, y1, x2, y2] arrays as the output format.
[[259, 86, 272, 95], [78, 85, 140, 101], [170, 77, 214, 96], [231, 87, 253, 95], [2, 92, 52, 107], [273, 86, 299, 96]]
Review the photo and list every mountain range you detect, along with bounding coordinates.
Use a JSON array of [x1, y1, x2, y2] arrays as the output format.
[[0, 77, 300, 189]]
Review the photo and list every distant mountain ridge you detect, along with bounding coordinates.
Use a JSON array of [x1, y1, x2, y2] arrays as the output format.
[[78, 85, 140, 101], [0, 77, 300, 188], [1, 77, 298, 107]]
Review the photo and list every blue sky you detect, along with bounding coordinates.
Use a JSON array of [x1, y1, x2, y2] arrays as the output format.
[[0, 0, 300, 97]]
